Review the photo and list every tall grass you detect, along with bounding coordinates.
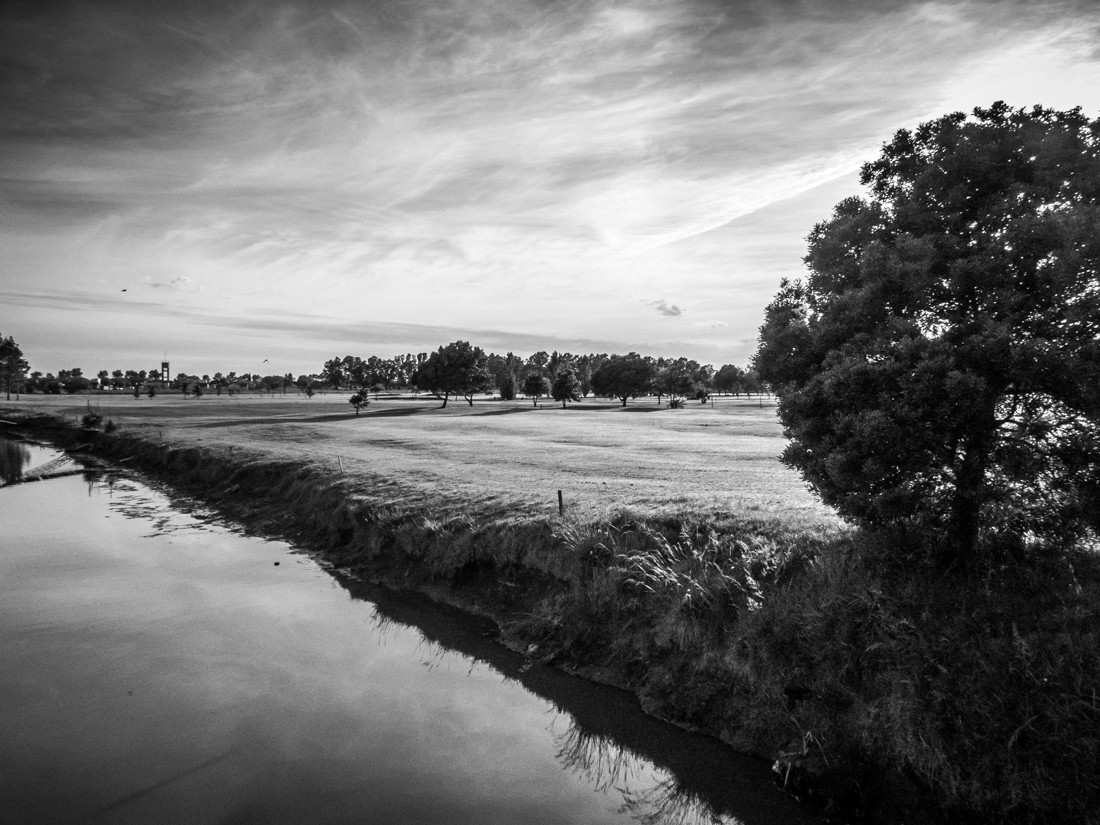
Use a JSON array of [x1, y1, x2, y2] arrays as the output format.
[[513, 517, 1100, 823]]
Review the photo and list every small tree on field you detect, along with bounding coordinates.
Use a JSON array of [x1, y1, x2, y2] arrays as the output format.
[[415, 341, 494, 408], [754, 103, 1100, 566], [551, 368, 582, 408], [590, 353, 656, 407], [498, 371, 517, 401], [349, 392, 367, 416], [522, 373, 551, 407], [656, 357, 706, 405], [713, 364, 746, 395]]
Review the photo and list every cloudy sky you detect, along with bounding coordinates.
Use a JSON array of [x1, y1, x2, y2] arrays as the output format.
[[3, 0, 1099, 377]]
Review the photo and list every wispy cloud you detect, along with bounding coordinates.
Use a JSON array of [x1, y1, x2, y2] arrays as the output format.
[[3, 0, 1100, 374]]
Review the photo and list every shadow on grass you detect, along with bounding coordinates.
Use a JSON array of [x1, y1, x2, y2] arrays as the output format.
[[189, 413, 358, 428], [188, 407, 440, 427], [586, 404, 666, 412], [360, 407, 431, 418]]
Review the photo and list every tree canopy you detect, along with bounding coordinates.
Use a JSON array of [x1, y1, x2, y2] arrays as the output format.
[[754, 103, 1100, 563], [551, 367, 582, 408], [656, 357, 709, 403], [415, 340, 494, 408], [590, 353, 656, 406], [522, 372, 551, 407]]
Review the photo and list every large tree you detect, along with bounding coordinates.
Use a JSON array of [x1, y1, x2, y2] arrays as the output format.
[[590, 353, 656, 407], [416, 341, 494, 408], [754, 103, 1100, 564]]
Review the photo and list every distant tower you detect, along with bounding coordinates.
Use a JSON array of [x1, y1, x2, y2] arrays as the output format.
[[161, 361, 170, 382]]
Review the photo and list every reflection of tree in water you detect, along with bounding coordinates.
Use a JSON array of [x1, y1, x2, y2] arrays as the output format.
[[341, 574, 788, 825], [618, 777, 739, 825], [555, 718, 640, 791], [85, 469, 118, 497], [0, 438, 31, 485], [369, 609, 482, 675], [554, 721, 742, 825]]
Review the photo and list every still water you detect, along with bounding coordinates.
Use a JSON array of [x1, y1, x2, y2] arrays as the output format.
[[0, 440, 822, 825]]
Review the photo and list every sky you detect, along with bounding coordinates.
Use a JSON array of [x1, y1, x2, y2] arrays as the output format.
[[3, 0, 1100, 378]]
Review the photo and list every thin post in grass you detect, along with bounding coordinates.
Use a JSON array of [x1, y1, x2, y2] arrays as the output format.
[[558, 489, 564, 516]]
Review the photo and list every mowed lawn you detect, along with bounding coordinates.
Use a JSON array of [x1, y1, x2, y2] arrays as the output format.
[[9, 392, 837, 526]]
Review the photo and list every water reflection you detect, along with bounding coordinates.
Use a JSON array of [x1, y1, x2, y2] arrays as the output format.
[[344, 579, 815, 825], [359, 594, 747, 824], [1, 460, 821, 825], [0, 437, 31, 484], [555, 724, 735, 825]]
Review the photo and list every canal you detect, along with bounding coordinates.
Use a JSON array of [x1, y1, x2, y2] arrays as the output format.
[[0, 439, 824, 824]]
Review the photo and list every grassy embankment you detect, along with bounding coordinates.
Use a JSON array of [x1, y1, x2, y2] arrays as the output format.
[[6, 393, 1099, 824]]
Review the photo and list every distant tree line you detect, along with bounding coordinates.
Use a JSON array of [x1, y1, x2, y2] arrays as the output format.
[[319, 345, 767, 408], [0, 332, 767, 407], [8, 365, 321, 397]]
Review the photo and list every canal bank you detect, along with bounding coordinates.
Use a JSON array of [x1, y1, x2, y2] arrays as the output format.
[[7, 409, 1098, 825], [1, 437, 826, 825], [2, 412, 855, 793]]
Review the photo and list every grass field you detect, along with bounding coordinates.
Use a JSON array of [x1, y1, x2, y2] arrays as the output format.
[[9, 391, 837, 526]]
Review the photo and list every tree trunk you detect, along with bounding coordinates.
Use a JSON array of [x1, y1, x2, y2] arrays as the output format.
[[949, 466, 983, 565], [948, 401, 997, 565]]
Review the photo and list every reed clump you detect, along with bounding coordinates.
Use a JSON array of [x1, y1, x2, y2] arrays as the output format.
[[510, 518, 1100, 824]]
